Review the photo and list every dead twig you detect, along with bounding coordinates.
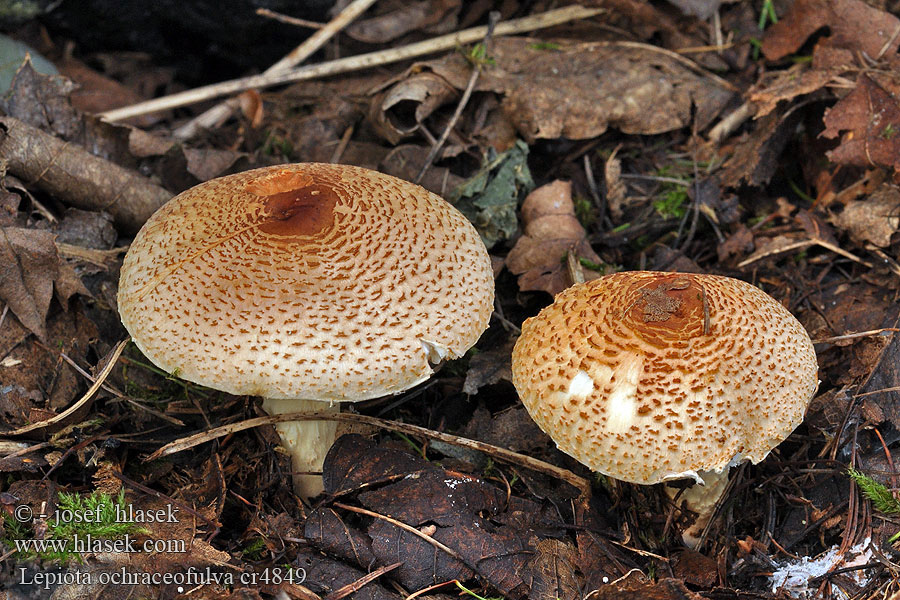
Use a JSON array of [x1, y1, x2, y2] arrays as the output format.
[[99, 6, 605, 122], [174, 0, 378, 140], [323, 561, 403, 600], [737, 238, 872, 268], [812, 328, 899, 345], [52, 346, 186, 427], [334, 502, 465, 561], [708, 101, 755, 144], [7, 339, 128, 436], [256, 7, 325, 29], [415, 12, 500, 183], [55, 242, 127, 269], [0, 440, 51, 459], [145, 411, 591, 498], [329, 124, 355, 164]]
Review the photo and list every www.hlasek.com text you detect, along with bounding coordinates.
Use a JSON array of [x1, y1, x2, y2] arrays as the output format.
[[14, 533, 186, 554]]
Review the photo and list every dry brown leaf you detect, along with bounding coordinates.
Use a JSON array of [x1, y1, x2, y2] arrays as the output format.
[[587, 571, 703, 599], [235, 89, 263, 128], [57, 55, 152, 126], [419, 38, 733, 142], [506, 181, 603, 296], [761, 0, 900, 62], [526, 538, 581, 600], [749, 0, 900, 119], [750, 65, 839, 118], [717, 224, 754, 263], [738, 234, 813, 267], [822, 75, 900, 174], [0, 227, 58, 340], [462, 339, 514, 395], [719, 107, 801, 188], [830, 184, 900, 247], [671, 549, 718, 588]]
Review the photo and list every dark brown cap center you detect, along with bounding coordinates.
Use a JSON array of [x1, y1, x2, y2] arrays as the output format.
[[245, 170, 339, 237], [624, 275, 708, 343], [258, 185, 338, 236]]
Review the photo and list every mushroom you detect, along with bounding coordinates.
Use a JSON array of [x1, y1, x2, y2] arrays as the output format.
[[510, 271, 818, 546], [118, 163, 494, 498]]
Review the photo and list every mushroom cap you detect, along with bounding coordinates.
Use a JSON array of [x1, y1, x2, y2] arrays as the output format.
[[118, 163, 494, 401], [511, 271, 818, 485]]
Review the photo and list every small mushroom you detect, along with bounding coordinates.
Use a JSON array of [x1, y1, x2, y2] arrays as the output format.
[[118, 163, 494, 498], [510, 271, 818, 546]]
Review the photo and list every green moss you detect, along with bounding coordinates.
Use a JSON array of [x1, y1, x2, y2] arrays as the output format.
[[241, 536, 268, 560], [848, 469, 900, 543], [2, 490, 148, 564]]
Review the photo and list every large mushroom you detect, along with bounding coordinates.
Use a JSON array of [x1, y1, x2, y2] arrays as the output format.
[[511, 271, 818, 546], [118, 163, 494, 498]]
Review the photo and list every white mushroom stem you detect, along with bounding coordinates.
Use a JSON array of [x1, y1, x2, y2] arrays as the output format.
[[261, 398, 339, 499], [666, 470, 730, 548]]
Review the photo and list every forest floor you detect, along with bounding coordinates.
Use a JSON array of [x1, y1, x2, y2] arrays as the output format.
[[1, 1, 900, 599]]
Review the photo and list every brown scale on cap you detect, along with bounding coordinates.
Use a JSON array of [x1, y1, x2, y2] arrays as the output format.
[[511, 271, 818, 485], [118, 163, 494, 401]]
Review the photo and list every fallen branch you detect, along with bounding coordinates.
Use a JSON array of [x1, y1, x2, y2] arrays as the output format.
[[173, 0, 379, 140], [145, 411, 592, 498], [0, 117, 170, 233], [99, 5, 605, 122]]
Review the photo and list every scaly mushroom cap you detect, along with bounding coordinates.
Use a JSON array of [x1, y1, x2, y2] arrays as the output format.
[[118, 163, 494, 401], [511, 271, 818, 485]]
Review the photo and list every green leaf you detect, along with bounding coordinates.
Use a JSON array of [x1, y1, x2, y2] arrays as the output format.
[[448, 140, 534, 249]]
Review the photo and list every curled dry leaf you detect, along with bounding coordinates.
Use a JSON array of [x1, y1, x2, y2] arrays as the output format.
[[749, 0, 900, 119], [57, 54, 153, 127], [462, 339, 514, 395], [750, 65, 840, 119], [720, 107, 801, 188], [235, 89, 263, 128], [1, 58, 81, 139], [506, 180, 604, 296], [370, 72, 458, 144]]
